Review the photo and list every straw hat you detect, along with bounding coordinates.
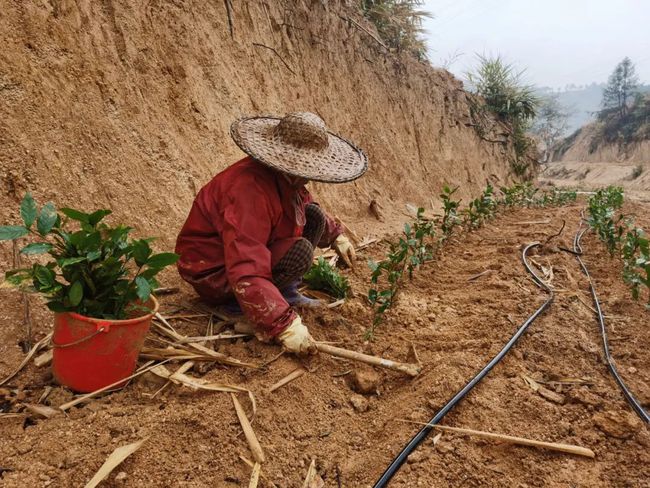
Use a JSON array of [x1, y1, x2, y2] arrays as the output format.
[[230, 112, 368, 183]]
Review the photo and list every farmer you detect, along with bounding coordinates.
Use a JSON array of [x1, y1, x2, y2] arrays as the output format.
[[176, 112, 367, 355]]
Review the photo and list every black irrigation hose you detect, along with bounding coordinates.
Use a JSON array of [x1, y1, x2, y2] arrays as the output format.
[[573, 225, 650, 423], [373, 242, 554, 487]]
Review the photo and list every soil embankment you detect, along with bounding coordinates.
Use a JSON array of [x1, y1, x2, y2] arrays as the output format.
[[0, 0, 515, 256], [554, 123, 650, 165]]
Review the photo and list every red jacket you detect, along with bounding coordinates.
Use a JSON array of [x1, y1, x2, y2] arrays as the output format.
[[176, 157, 342, 336]]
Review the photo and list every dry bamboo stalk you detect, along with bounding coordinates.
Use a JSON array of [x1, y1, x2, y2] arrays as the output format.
[[268, 368, 305, 393], [59, 360, 163, 411], [176, 333, 250, 344], [315, 343, 421, 377], [153, 315, 256, 368], [231, 393, 265, 463], [0, 333, 52, 386], [85, 439, 147, 488], [249, 462, 261, 488], [518, 220, 551, 225], [339, 15, 388, 50], [150, 360, 195, 399], [399, 420, 595, 458], [239, 456, 278, 488], [34, 349, 53, 367], [302, 458, 318, 488], [467, 269, 495, 281], [326, 299, 345, 309]]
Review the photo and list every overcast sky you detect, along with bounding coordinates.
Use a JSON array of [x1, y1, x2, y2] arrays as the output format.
[[422, 0, 650, 89]]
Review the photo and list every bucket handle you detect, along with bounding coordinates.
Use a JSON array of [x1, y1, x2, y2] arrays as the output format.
[[52, 322, 110, 349]]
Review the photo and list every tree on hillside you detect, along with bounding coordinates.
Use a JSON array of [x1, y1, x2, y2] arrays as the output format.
[[601, 57, 639, 118], [531, 95, 570, 163]]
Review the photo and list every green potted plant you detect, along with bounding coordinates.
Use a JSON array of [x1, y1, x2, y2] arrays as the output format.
[[0, 193, 179, 392]]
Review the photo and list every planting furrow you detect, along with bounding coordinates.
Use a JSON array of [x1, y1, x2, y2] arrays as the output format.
[[373, 241, 554, 487], [572, 224, 650, 423]]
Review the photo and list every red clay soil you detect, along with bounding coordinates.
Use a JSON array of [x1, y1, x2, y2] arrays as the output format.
[[1, 201, 649, 487]]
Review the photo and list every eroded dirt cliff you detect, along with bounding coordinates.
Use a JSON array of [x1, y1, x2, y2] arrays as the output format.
[[0, 0, 515, 254]]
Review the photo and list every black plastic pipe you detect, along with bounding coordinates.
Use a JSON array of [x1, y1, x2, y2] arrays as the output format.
[[573, 226, 650, 423], [373, 242, 554, 487]]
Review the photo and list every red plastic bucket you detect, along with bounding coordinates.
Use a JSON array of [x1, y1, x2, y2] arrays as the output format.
[[52, 297, 159, 392]]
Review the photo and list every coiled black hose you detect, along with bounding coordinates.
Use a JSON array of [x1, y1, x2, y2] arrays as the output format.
[[373, 242, 554, 487], [573, 225, 650, 423]]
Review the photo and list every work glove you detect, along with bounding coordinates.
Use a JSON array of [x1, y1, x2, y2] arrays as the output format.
[[333, 234, 356, 268], [277, 316, 317, 355]]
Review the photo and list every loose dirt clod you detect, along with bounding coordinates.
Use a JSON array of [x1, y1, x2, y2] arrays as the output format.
[[593, 411, 643, 439], [349, 368, 380, 395], [350, 394, 369, 413]]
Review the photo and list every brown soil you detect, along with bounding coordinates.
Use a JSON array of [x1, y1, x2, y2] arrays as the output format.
[[2, 201, 649, 487]]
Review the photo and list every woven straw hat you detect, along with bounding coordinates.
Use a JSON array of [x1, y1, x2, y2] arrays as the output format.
[[230, 112, 368, 183]]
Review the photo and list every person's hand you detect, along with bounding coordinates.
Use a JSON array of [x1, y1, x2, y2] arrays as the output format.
[[333, 234, 356, 268], [277, 316, 317, 355]]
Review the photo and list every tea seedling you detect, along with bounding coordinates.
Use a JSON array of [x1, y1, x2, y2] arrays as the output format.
[[438, 185, 461, 242], [587, 186, 625, 255], [367, 208, 435, 337], [464, 183, 497, 229]]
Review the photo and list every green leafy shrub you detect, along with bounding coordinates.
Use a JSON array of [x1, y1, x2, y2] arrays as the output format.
[[361, 0, 431, 59], [500, 182, 538, 207], [466, 55, 540, 171], [464, 183, 497, 228], [303, 257, 350, 299], [538, 188, 578, 206], [621, 228, 648, 302], [438, 185, 461, 242], [1, 193, 178, 319], [587, 186, 625, 255]]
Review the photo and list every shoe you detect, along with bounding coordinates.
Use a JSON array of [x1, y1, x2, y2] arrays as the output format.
[[280, 282, 323, 308]]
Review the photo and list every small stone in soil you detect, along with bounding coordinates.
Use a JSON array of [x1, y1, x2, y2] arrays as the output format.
[[349, 394, 369, 412], [349, 368, 380, 395], [406, 450, 425, 464]]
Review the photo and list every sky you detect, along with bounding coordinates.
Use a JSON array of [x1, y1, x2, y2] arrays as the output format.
[[421, 0, 650, 90]]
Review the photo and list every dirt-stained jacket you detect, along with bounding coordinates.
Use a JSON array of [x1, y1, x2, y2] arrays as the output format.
[[175, 157, 342, 336]]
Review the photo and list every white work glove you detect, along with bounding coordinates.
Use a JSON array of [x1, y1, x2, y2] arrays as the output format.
[[333, 234, 356, 268], [277, 316, 317, 355]]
